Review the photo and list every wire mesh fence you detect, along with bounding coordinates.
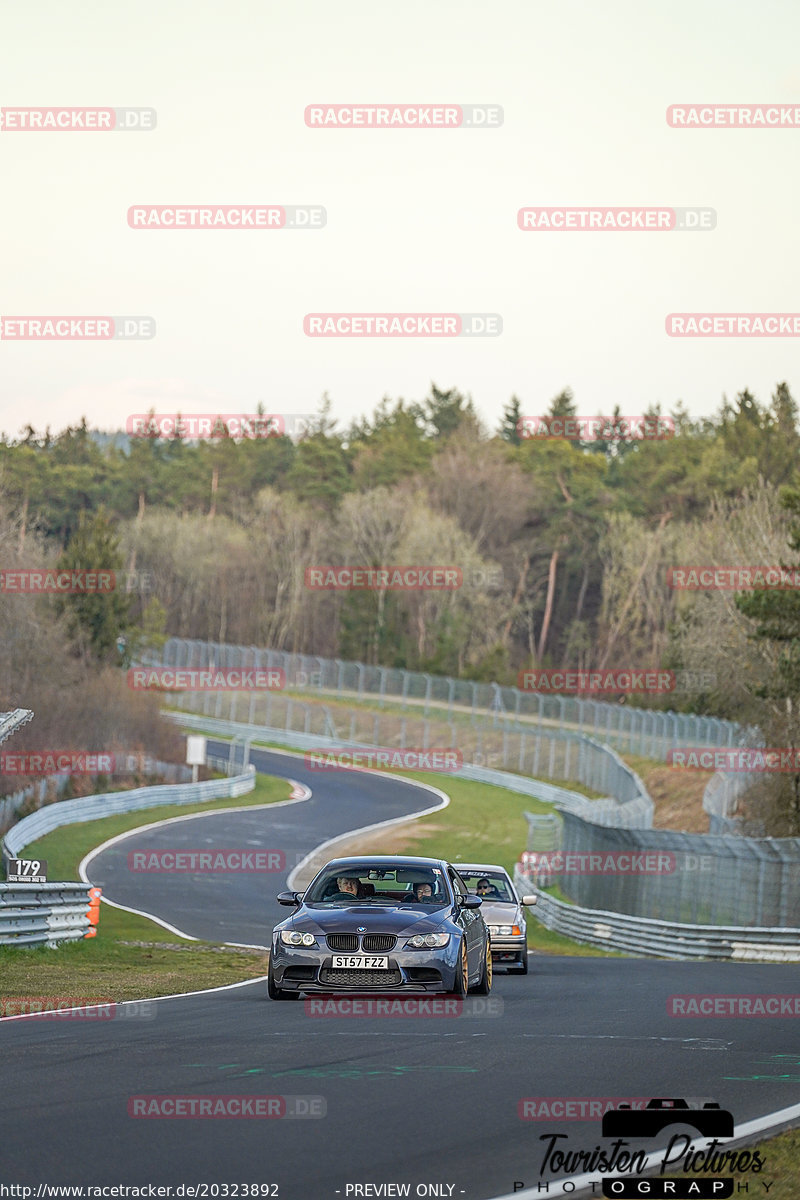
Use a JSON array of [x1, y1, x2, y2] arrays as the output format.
[[148, 638, 740, 761], [521, 809, 800, 927]]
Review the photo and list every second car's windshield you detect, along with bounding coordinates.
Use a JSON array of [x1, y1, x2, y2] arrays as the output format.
[[303, 866, 448, 906], [460, 873, 515, 903]]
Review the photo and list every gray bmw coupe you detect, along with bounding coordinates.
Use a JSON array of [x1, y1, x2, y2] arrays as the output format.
[[267, 855, 492, 999]]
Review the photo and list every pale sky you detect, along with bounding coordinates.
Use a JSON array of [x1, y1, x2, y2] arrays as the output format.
[[2, 0, 800, 440]]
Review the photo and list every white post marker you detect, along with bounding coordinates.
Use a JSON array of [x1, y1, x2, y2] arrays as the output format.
[[186, 735, 207, 785]]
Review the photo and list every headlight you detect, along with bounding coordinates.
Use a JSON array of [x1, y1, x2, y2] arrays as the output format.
[[488, 925, 521, 937], [405, 932, 450, 949], [280, 931, 317, 947]]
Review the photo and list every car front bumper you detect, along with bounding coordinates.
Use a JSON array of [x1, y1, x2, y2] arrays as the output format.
[[488, 933, 527, 959], [270, 943, 462, 993]]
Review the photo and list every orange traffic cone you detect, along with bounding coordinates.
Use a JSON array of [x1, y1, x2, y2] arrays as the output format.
[[85, 887, 102, 938]]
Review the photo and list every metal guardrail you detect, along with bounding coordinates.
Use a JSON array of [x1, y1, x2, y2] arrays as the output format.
[[2, 768, 256, 864], [514, 869, 800, 961], [0, 709, 34, 747], [0, 882, 93, 947]]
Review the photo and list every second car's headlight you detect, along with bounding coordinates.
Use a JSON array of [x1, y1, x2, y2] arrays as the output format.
[[488, 925, 521, 937], [280, 931, 318, 947], [405, 933, 450, 948]]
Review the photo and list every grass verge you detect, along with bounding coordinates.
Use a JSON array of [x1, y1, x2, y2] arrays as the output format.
[[0, 774, 291, 1003], [678, 1125, 800, 1198]]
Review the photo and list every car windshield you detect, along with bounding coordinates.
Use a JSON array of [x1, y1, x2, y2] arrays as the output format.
[[303, 865, 448, 906], [460, 872, 515, 903]]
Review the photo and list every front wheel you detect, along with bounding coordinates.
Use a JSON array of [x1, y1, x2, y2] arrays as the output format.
[[470, 939, 493, 994], [512, 950, 529, 975], [452, 938, 469, 996]]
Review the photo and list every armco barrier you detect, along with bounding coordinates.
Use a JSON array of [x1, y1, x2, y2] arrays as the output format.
[[0, 882, 94, 947], [513, 870, 800, 962], [2, 767, 256, 864]]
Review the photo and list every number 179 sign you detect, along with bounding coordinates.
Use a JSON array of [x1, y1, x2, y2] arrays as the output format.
[[6, 859, 47, 883]]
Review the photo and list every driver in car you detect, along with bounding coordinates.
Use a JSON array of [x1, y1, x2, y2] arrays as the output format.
[[335, 876, 360, 897], [476, 877, 501, 899]]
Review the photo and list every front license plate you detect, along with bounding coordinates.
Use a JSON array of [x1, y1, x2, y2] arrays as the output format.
[[331, 956, 389, 969]]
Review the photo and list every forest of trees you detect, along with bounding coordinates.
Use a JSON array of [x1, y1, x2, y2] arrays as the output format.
[[2, 380, 800, 825]]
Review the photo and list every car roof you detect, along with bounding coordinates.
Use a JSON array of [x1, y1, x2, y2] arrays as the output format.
[[322, 855, 451, 869], [454, 863, 511, 874]]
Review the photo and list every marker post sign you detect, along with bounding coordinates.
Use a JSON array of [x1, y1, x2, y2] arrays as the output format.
[[186, 735, 207, 785], [6, 858, 47, 883]]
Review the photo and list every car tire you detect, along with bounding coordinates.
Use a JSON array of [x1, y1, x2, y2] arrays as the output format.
[[470, 939, 492, 994], [452, 938, 469, 996], [512, 950, 529, 975], [267, 960, 299, 1001]]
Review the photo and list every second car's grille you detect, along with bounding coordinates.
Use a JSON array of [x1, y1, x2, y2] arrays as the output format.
[[362, 934, 396, 952], [326, 933, 359, 951]]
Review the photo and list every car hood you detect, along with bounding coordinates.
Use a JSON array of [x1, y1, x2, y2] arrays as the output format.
[[283, 905, 450, 935], [477, 901, 522, 924]]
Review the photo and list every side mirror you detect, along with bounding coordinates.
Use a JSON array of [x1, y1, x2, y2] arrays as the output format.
[[521, 895, 538, 906], [277, 890, 302, 906], [462, 895, 482, 909]]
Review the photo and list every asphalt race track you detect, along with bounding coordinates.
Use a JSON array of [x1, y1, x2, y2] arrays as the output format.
[[2, 748, 800, 1199], [79, 743, 450, 946]]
